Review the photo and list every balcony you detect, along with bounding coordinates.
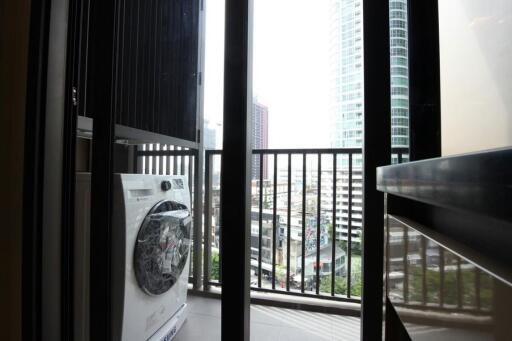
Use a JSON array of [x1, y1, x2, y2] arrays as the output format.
[[174, 295, 360, 341], [135, 147, 408, 314], [132, 145, 495, 339]]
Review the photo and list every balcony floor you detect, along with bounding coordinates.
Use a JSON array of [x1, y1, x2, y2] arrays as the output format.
[[174, 295, 360, 341]]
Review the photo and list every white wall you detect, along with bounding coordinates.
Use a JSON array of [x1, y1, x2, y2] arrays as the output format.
[[439, 0, 512, 155]]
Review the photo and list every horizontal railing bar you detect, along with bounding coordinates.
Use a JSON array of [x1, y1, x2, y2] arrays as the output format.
[[136, 149, 197, 156], [204, 148, 407, 155], [205, 149, 222, 156], [253, 148, 363, 154], [251, 287, 361, 304], [206, 281, 362, 304]]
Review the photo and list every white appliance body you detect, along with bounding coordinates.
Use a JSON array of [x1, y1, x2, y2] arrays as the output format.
[[75, 173, 192, 341]]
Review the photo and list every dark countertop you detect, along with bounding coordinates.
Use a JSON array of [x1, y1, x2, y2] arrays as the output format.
[[377, 147, 512, 223]]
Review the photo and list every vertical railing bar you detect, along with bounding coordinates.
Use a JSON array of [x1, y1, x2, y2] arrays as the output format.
[[301, 153, 306, 293], [316, 153, 321, 295], [161, 144, 166, 175], [218, 155, 222, 284], [331, 153, 337, 296], [203, 152, 212, 290], [128, 145, 135, 174], [286, 153, 292, 292], [347, 153, 353, 298], [189, 153, 194, 282], [181, 149, 185, 175], [457, 258, 463, 308], [272, 153, 277, 290], [166, 145, 171, 175], [403, 225, 409, 303], [421, 237, 427, 305], [153, 144, 158, 174], [146, 144, 151, 174], [439, 247, 445, 307], [173, 145, 178, 175], [146, 143, 152, 174], [192, 147, 203, 291], [258, 153, 263, 288], [146, 143, 154, 174], [156, 143, 161, 174], [188, 155, 193, 198], [475, 267, 481, 311], [136, 145, 144, 174]]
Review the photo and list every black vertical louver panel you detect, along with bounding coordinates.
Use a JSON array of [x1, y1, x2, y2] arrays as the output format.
[[82, 0, 199, 142]]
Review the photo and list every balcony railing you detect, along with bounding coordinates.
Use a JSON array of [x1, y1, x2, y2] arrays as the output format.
[[136, 146, 411, 305], [202, 148, 409, 303], [135, 145, 489, 316]]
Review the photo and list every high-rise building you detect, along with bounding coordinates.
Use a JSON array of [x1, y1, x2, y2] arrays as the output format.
[[329, 0, 409, 242], [252, 100, 269, 179], [204, 120, 218, 150], [389, 0, 409, 150], [330, 0, 364, 149]]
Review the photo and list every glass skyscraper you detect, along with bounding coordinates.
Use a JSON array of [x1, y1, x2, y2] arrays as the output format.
[[389, 0, 409, 149], [329, 0, 409, 242]]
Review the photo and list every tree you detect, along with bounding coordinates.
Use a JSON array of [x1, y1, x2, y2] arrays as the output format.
[[319, 274, 362, 297], [211, 250, 220, 280], [320, 275, 347, 295], [326, 223, 333, 241]]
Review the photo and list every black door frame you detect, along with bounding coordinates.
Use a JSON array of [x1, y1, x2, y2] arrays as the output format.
[[220, 0, 253, 340], [360, 0, 391, 340], [22, 0, 442, 339], [408, 0, 441, 161], [360, 0, 442, 339], [23, 0, 52, 340]]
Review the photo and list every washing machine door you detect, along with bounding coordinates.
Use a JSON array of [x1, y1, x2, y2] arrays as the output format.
[[133, 200, 192, 296]]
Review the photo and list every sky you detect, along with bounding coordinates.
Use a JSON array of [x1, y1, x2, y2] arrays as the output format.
[[203, 0, 332, 149]]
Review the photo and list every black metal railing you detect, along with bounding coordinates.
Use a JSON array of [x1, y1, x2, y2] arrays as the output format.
[[137, 146, 414, 305], [135, 145, 489, 313], [135, 144, 201, 286], [203, 148, 409, 303]]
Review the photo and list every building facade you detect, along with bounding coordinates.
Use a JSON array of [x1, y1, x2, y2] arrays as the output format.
[[204, 120, 218, 150], [329, 0, 409, 241], [252, 100, 269, 179]]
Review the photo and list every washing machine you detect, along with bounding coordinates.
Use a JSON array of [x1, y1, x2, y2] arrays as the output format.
[[75, 173, 192, 341]]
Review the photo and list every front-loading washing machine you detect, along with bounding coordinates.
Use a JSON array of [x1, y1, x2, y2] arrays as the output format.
[[75, 173, 192, 341]]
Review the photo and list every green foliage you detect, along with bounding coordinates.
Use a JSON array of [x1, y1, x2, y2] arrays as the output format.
[[336, 239, 361, 256], [326, 223, 333, 240], [275, 264, 287, 287], [211, 250, 220, 280], [319, 273, 361, 297], [320, 275, 347, 295]]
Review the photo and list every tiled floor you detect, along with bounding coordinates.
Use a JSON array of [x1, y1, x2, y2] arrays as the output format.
[[174, 295, 360, 341]]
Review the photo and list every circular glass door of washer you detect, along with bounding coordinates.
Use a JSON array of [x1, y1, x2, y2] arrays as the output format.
[[133, 200, 192, 295]]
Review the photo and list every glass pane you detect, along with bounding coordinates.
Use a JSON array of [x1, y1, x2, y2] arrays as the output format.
[[440, 1, 512, 154]]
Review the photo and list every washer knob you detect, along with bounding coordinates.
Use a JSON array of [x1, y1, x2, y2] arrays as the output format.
[[161, 180, 172, 191]]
